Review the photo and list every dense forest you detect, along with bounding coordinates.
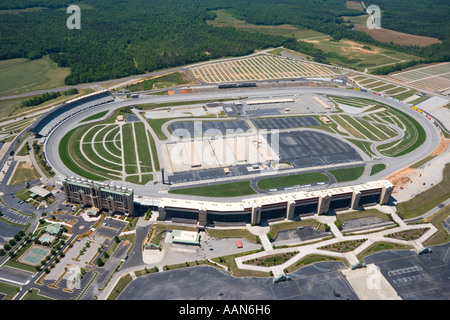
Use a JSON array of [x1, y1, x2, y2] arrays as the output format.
[[0, 0, 448, 84]]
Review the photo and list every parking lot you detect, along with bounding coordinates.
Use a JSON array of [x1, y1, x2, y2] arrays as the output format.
[[364, 242, 450, 300], [93, 218, 127, 244], [272, 131, 363, 167], [0, 265, 34, 285], [253, 116, 320, 130], [0, 202, 32, 226], [118, 260, 356, 300]]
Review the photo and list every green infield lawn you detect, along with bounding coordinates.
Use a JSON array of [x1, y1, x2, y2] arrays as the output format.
[[257, 172, 329, 190], [328, 166, 365, 182], [169, 181, 256, 197]]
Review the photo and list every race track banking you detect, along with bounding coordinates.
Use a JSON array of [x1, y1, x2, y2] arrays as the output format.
[[44, 86, 441, 200]]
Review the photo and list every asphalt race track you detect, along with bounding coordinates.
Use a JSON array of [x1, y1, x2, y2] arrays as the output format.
[[43, 86, 441, 199]]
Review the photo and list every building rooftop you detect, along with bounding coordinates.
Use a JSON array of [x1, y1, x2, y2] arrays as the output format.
[[159, 180, 393, 212], [45, 223, 62, 235], [29, 186, 52, 198], [171, 230, 200, 245]]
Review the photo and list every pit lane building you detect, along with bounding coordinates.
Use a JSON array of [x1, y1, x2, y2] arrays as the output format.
[[158, 180, 394, 226]]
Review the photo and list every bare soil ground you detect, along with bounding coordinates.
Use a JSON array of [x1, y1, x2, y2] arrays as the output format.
[[385, 135, 449, 194], [356, 28, 441, 47]]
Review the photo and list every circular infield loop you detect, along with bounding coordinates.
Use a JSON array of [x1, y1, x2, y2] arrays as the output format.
[[43, 87, 442, 199]]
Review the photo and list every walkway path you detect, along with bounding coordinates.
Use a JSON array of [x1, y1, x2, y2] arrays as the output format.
[[235, 208, 438, 278]]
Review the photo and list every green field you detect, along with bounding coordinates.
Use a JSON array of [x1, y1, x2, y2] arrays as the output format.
[[122, 124, 138, 174], [169, 181, 256, 197], [80, 111, 109, 123], [256, 172, 329, 190], [59, 127, 109, 181], [59, 117, 159, 184], [133, 122, 153, 172], [207, 9, 326, 41], [307, 38, 421, 72], [124, 72, 193, 92], [376, 108, 426, 157], [0, 56, 70, 97], [370, 164, 386, 176], [328, 166, 365, 182], [9, 162, 40, 185]]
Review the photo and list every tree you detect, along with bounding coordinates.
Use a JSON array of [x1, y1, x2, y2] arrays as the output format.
[[96, 258, 104, 267]]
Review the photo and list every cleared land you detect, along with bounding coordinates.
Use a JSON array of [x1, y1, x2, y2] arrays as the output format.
[[0, 55, 69, 97], [343, 14, 441, 47], [302, 37, 421, 72], [206, 9, 326, 41], [9, 161, 40, 185], [123, 72, 194, 92]]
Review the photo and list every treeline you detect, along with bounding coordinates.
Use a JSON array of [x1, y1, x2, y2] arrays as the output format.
[[21, 92, 60, 107], [0, 0, 448, 84], [371, 61, 422, 75], [20, 88, 78, 107]]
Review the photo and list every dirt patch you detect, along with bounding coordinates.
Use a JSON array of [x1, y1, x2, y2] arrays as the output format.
[[19, 161, 33, 169], [356, 27, 441, 47], [340, 40, 381, 54], [384, 167, 416, 193], [430, 135, 449, 156]]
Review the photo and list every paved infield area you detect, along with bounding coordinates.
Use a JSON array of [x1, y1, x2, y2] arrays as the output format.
[[119, 261, 357, 300], [273, 227, 331, 244], [253, 117, 320, 130], [364, 242, 450, 300], [271, 131, 363, 167]]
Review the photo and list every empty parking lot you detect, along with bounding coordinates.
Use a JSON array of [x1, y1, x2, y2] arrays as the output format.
[[271, 131, 363, 167], [253, 116, 320, 130]]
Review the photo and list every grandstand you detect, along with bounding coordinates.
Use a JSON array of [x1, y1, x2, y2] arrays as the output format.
[[29, 90, 114, 138]]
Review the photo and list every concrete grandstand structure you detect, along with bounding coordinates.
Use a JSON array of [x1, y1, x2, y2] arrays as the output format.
[[29, 90, 114, 139], [158, 180, 394, 226]]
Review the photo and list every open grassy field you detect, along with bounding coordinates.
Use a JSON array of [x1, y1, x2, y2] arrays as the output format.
[[80, 111, 109, 123], [343, 14, 441, 47], [60, 117, 158, 184], [9, 161, 40, 185], [123, 72, 193, 92], [328, 166, 365, 182], [207, 9, 327, 41], [0, 55, 70, 97], [302, 37, 421, 72], [370, 164, 386, 176], [0, 281, 20, 300], [376, 107, 426, 157], [169, 181, 256, 197], [256, 172, 329, 190]]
